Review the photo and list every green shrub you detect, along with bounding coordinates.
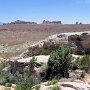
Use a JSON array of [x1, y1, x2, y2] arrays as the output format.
[[16, 75, 40, 90], [28, 56, 37, 76], [51, 80, 58, 85], [0, 62, 10, 79], [15, 84, 21, 90], [72, 55, 90, 70], [47, 81, 51, 86], [0, 78, 7, 85], [2, 71, 15, 84], [35, 84, 41, 90], [80, 55, 90, 69], [40, 64, 48, 73], [40, 63, 49, 80], [0, 62, 14, 85], [47, 45, 72, 79], [4, 87, 11, 90], [72, 57, 81, 70], [50, 84, 61, 90], [14, 71, 23, 82], [5, 83, 11, 87], [41, 49, 50, 55]]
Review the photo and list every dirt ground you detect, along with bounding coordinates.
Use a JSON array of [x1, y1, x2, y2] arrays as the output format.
[[0, 24, 90, 58]]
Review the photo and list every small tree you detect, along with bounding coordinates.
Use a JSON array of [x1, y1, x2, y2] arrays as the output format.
[[28, 56, 37, 76], [48, 45, 72, 79]]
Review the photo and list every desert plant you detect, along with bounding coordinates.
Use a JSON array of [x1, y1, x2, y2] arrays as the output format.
[[0, 62, 10, 79], [50, 84, 61, 90], [35, 84, 41, 90], [14, 71, 23, 82], [28, 56, 37, 76], [5, 83, 11, 87], [41, 49, 50, 55], [40, 64, 48, 73], [78, 55, 90, 73], [0, 62, 14, 85], [15, 75, 40, 90], [15, 84, 21, 90], [4, 87, 11, 90], [47, 45, 72, 79], [40, 63, 49, 80], [72, 57, 81, 70], [2, 71, 15, 84], [72, 55, 90, 75], [47, 81, 51, 86], [0, 78, 7, 85], [51, 80, 58, 85]]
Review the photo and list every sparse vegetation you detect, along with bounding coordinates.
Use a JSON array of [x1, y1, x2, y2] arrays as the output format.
[[72, 55, 90, 71], [15, 75, 40, 90], [41, 49, 50, 55], [0, 62, 11, 81], [35, 84, 41, 90], [51, 80, 58, 85], [40, 63, 48, 74], [47, 81, 52, 86], [46, 45, 72, 79], [4, 87, 11, 90], [50, 84, 61, 90], [5, 83, 11, 87], [15, 84, 21, 90], [28, 56, 37, 76], [0, 25, 90, 90]]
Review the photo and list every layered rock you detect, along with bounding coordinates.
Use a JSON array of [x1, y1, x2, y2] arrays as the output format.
[[21, 31, 90, 57]]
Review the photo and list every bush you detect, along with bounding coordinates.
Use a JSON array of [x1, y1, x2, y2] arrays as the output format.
[[35, 84, 41, 90], [47, 81, 51, 86], [14, 71, 23, 82], [4, 87, 11, 90], [5, 83, 11, 87], [0, 62, 14, 85], [40, 63, 49, 80], [0, 62, 10, 80], [72, 57, 81, 70], [2, 71, 15, 84], [40, 64, 48, 73], [47, 45, 72, 79], [15, 84, 21, 90], [72, 55, 90, 71], [0, 78, 7, 85], [80, 55, 90, 69], [41, 49, 50, 55], [16, 75, 40, 90], [28, 56, 37, 76], [50, 84, 61, 90], [51, 80, 58, 85]]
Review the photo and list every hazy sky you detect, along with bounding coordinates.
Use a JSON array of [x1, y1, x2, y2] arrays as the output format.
[[0, 0, 90, 24]]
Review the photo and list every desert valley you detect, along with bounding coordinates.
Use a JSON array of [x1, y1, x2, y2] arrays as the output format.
[[0, 21, 90, 90]]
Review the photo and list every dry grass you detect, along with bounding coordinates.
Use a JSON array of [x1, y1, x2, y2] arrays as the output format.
[[83, 73, 90, 84]]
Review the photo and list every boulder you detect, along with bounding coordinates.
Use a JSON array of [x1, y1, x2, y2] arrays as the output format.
[[69, 69, 85, 80]]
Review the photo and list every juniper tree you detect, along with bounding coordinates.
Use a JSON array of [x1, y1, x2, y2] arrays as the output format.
[[48, 45, 72, 79]]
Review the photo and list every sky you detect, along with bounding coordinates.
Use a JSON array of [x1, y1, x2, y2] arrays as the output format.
[[0, 0, 90, 24]]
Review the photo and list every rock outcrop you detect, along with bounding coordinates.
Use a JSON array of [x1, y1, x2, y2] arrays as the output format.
[[21, 31, 90, 57], [32, 81, 90, 90]]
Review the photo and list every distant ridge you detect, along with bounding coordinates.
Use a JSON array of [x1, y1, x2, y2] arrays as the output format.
[[0, 22, 3, 25]]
